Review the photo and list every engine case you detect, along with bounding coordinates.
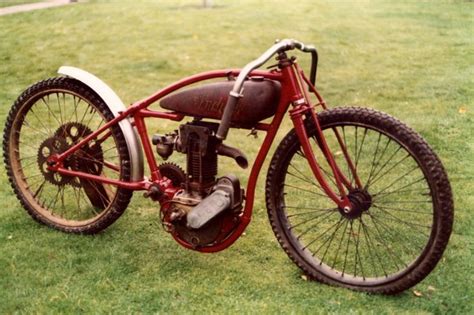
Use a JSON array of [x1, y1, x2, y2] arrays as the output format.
[[166, 175, 243, 248], [158, 121, 244, 249]]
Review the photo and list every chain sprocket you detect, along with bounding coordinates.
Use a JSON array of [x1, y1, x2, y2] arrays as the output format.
[[36, 122, 105, 187], [54, 122, 104, 176], [37, 137, 72, 186], [54, 122, 92, 145], [159, 162, 186, 187]]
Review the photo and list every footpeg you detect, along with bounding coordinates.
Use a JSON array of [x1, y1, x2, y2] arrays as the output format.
[[143, 184, 162, 200]]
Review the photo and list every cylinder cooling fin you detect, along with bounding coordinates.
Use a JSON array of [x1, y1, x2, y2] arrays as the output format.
[[178, 121, 220, 192]]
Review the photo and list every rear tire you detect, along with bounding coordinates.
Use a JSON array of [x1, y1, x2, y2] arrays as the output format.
[[265, 107, 453, 294], [3, 77, 133, 234]]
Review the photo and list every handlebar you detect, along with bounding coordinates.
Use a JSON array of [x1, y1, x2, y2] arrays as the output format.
[[216, 39, 319, 140], [284, 40, 319, 86]]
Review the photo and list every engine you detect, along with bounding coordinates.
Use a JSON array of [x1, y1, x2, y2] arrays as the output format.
[[152, 121, 246, 249]]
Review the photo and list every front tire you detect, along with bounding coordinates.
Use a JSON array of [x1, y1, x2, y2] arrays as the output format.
[[265, 107, 453, 294]]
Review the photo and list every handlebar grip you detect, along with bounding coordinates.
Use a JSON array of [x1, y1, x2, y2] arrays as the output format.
[[290, 41, 318, 87], [309, 49, 318, 87]]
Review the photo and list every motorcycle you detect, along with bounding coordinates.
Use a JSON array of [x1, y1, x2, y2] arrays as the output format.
[[3, 39, 453, 294]]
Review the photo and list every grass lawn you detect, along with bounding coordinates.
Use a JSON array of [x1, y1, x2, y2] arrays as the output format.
[[0, 0, 472, 313]]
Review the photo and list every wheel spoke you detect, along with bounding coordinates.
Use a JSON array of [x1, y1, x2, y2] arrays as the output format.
[[355, 128, 368, 171], [369, 213, 425, 254], [19, 159, 38, 169], [56, 93, 64, 126], [331, 219, 349, 269], [293, 211, 337, 240], [32, 180, 46, 198], [41, 96, 62, 126], [284, 183, 330, 198], [30, 107, 53, 135], [369, 153, 411, 187], [372, 205, 433, 215], [290, 209, 336, 231], [365, 138, 392, 188], [340, 126, 354, 185], [302, 216, 344, 250], [286, 168, 328, 197], [84, 107, 98, 130], [366, 132, 382, 185], [316, 217, 345, 263], [317, 163, 338, 190], [372, 178, 427, 200], [76, 153, 120, 173], [367, 145, 403, 189], [18, 140, 40, 151], [67, 94, 79, 122], [342, 220, 354, 276], [360, 217, 387, 277], [23, 118, 51, 137], [367, 213, 406, 271], [19, 155, 37, 161], [373, 166, 420, 196], [72, 185, 82, 212], [87, 180, 111, 206], [354, 220, 364, 279], [308, 217, 344, 253], [285, 207, 337, 217], [371, 207, 432, 232], [78, 103, 92, 126]]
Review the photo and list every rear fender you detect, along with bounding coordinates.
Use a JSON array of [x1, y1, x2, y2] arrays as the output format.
[[58, 66, 144, 182]]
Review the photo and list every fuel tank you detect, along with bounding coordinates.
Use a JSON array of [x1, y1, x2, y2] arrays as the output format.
[[160, 78, 281, 127]]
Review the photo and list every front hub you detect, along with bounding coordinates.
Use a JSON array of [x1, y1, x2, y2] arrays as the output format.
[[338, 189, 372, 219]]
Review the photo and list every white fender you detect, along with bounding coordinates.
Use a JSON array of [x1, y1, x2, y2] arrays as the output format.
[[58, 66, 144, 182]]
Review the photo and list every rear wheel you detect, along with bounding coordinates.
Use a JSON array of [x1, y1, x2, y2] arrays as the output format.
[[3, 77, 133, 234], [266, 107, 453, 294]]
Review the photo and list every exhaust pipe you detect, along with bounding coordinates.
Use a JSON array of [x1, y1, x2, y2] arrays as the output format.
[[216, 143, 248, 169]]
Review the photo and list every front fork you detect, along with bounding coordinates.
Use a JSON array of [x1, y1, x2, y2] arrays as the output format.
[[284, 64, 360, 211], [290, 105, 353, 210]]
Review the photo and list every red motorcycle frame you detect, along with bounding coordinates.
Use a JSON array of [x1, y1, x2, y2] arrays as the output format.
[[47, 39, 355, 252]]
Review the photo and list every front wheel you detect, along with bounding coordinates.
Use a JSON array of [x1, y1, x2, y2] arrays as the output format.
[[265, 107, 453, 294]]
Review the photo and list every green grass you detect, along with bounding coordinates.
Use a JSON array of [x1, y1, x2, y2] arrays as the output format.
[[0, 0, 473, 313]]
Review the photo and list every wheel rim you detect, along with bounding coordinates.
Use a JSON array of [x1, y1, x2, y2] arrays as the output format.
[[280, 122, 435, 285], [9, 88, 123, 226]]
